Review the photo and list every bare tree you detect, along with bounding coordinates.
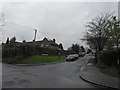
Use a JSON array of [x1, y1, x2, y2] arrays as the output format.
[[86, 13, 112, 51], [83, 13, 113, 63]]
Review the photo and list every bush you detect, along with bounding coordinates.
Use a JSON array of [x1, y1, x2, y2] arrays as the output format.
[[2, 43, 67, 58], [21, 44, 34, 57], [2, 56, 24, 64], [100, 49, 120, 67], [2, 47, 17, 58]]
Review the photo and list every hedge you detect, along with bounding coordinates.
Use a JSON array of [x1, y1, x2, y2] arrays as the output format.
[[2, 44, 67, 58], [100, 49, 120, 67]]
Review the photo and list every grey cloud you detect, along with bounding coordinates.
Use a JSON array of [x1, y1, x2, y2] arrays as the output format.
[[1, 2, 118, 49]]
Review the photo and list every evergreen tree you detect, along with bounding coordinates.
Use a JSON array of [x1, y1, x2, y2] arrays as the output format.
[[80, 46, 85, 52], [10, 37, 16, 44]]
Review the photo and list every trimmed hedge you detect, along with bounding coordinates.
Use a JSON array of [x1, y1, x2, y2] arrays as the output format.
[[2, 44, 67, 58], [100, 49, 120, 67]]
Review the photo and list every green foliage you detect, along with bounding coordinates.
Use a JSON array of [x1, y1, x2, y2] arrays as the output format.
[[10, 37, 16, 44], [21, 44, 34, 57], [84, 13, 112, 51], [106, 16, 120, 47], [2, 47, 17, 58], [100, 66, 119, 77], [83, 13, 120, 66], [100, 49, 120, 67], [80, 46, 85, 52], [2, 55, 66, 64], [71, 44, 79, 53], [105, 40, 114, 50], [2, 43, 67, 59], [2, 56, 24, 64], [23, 55, 66, 64]]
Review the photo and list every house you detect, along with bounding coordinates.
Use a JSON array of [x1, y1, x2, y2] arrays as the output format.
[[14, 37, 63, 51], [2, 37, 64, 57], [34, 37, 62, 50]]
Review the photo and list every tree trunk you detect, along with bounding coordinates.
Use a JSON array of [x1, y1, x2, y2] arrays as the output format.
[[95, 51, 97, 64], [97, 50, 101, 65]]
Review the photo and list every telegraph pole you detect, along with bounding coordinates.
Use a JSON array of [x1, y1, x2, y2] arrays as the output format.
[[0, 12, 5, 27], [0, 12, 5, 75], [0, 12, 6, 43], [0, 12, 5, 41]]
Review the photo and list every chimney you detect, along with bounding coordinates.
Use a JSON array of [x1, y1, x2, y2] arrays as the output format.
[[53, 39, 56, 43]]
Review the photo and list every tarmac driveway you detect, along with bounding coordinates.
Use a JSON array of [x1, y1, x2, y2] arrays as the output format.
[[2, 56, 100, 88]]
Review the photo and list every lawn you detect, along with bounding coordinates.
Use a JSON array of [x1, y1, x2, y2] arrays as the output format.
[[3, 55, 66, 64], [99, 66, 119, 78]]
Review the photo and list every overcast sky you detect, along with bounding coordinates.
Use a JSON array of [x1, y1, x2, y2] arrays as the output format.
[[0, 2, 118, 50]]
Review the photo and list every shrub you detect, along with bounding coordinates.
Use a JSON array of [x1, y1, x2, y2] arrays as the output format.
[[2, 56, 24, 64], [2, 43, 67, 58], [21, 44, 34, 57], [100, 49, 120, 67]]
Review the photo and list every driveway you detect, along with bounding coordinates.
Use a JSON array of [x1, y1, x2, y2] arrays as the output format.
[[2, 56, 101, 88]]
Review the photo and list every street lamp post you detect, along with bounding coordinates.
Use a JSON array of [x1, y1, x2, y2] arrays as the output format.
[[33, 29, 37, 54]]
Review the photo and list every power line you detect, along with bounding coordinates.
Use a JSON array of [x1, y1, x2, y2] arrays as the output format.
[[0, 12, 6, 27], [5, 21, 81, 38], [7, 21, 34, 30]]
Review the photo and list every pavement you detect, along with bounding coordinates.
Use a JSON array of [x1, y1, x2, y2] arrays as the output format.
[[80, 58, 120, 89]]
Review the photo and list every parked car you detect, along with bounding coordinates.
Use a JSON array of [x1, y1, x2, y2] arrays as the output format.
[[66, 54, 79, 61], [73, 54, 79, 59], [79, 52, 85, 57]]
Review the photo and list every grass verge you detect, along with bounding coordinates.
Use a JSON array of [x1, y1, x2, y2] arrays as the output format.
[[99, 66, 119, 78], [3, 55, 66, 64], [95, 60, 119, 78]]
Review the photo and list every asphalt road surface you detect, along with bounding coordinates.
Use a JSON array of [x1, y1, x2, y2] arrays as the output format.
[[2, 56, 101, 88]]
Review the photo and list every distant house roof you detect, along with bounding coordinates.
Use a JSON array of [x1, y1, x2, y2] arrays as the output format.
[[6, 37, 62, 50]]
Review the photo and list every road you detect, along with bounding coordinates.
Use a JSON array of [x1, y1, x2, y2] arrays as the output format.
[[2, 56, 100, 88]]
